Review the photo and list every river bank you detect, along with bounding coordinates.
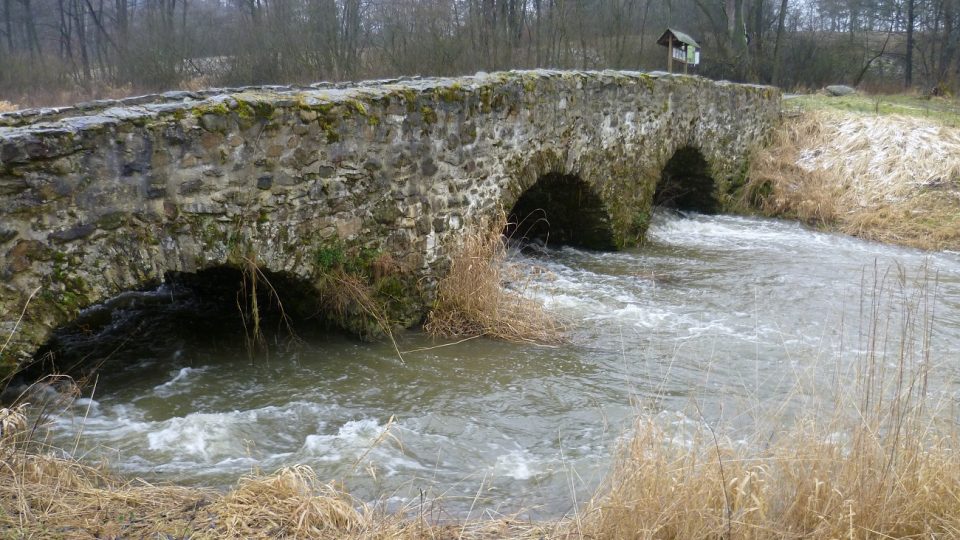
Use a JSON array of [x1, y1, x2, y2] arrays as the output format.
[[4, 316, 959, 538], [4, 210, 960, 538], [743, 92, 960, 251], [3, 93, 960, 538]]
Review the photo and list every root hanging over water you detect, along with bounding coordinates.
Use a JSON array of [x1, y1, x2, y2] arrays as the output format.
[[425, 211, 567, 345], [237, 255, 298, 363]]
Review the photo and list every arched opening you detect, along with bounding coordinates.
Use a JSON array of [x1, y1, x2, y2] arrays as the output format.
[[653, 147, 718, 213], [21, 266, 333, 381], [505, 173, 616, 250]]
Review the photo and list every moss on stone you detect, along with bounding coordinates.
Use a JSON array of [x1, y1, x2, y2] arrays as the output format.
[[314, 242, 347, 273], [438, 83, 465, 104], [0, 358, 17, 382], [393, 88, 419, 113], [421, 106, 438, 124], [95, 212, 126, 230], [639, 73, 656, 92], [308, 103, 341, 143], [346, 99, 368, 116], [192, 102, 231, 118], [521, 74, 538, 93], [478, 86, 493, 113]]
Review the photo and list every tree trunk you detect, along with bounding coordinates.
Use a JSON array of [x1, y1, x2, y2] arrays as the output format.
[[726, 0, 749, 80], [906, 0, 915, 87], [637, 0, 651, 68], [938, 0, 957, 86], [771, 0, 788, 85], [21, 0, 42, 56], [3, 0, 13, 52]]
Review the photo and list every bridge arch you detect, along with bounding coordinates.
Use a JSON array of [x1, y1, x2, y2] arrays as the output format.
[[653, 146, 719, 214], [504, 173, 616, 250], [27, 264, 329, 377]]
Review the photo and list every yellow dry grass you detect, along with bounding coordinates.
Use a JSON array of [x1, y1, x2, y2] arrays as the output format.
[[425, 211, 567, 345], [746, 109, 960, 250], [0, 100, 18, 113], [0, 444, 551, 539], [579, 415, 960, 539], [211, 465, 365, 537], [578, 272, 960, 539], [0, 447, 218, 538]]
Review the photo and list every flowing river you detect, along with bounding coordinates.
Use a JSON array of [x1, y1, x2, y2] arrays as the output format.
[[41, 211, 960, 518]]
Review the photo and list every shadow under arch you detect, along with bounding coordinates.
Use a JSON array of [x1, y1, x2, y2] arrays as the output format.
[[504, 173, 616, 250], [653, 146, 719, 213], [20, 266, 334, 382]]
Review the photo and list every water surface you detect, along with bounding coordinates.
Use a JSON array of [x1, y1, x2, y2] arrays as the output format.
[[45, 212, 960, 517]]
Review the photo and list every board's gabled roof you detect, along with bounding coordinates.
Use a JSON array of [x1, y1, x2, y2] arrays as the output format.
[[657, 28, 700, 48]]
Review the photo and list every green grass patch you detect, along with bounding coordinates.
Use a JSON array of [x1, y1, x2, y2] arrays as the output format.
[[786, 92, 960, 127]]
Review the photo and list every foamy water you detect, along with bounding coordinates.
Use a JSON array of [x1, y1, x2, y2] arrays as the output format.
[[41, 211, 960, 517]]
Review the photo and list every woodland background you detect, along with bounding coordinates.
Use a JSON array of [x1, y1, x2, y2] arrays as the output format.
[[0, 0, 956, 105]]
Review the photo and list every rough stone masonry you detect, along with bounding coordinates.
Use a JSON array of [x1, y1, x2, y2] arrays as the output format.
[[0, 70, 780, 373]]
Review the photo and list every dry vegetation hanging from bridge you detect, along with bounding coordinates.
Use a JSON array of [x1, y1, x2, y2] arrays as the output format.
[[425, 211, 567, 345]]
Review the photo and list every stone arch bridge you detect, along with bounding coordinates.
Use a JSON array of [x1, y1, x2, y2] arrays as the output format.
[[0, 70, 780, 372]]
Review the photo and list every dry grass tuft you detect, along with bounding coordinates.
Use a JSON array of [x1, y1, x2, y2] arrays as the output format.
[[746, 109, 960, 250], [578, 271, 960, 539], [0, 448, 218, 538], [0, 404, 28, 441], [0, 437, 552, 539], [211, 465, 364, 537], [0, 100, 18, 113], [425, 211, 567, 345], [579, 414, 960, 539]]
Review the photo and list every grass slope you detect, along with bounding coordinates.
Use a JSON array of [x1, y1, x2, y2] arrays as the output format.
[[746, 92, 960, 251]]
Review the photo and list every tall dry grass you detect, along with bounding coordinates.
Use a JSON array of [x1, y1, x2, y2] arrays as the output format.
[[0, 414, 550, 538], [425, 211, 567, 345], [577, 268, 960, 539], [746, 109, 960, 250], [2, 238, 958, 538]]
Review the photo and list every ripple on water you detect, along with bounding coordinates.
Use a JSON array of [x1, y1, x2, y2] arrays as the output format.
[[42, 211, 960, 517]]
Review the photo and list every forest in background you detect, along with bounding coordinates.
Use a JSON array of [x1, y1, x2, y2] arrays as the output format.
[[0, 0, 957, 107]]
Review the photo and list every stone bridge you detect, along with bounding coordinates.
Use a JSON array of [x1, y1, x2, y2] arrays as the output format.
[[0, 70, 780, 373]]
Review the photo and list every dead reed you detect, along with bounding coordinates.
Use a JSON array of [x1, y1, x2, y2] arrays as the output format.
[[745, 108, 960, 250], [2, 268, 959, 538], [424, 211, 567, 345], [211, 465, 365, 537], [0, 427, 549, 539], [576, 268, 960, 539]]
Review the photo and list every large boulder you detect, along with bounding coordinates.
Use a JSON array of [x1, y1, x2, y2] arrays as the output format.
[[824, 85, 856, 97]]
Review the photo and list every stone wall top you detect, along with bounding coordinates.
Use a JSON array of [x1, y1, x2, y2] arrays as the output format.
[[0, 70, 777, 158]]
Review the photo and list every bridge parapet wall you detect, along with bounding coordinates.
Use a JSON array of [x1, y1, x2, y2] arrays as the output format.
[[0, 70, 780, 370]]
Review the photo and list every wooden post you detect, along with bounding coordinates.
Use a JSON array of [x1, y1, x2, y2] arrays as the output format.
[[684, 46, 689, 74], [667, 38, 673, 73]]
